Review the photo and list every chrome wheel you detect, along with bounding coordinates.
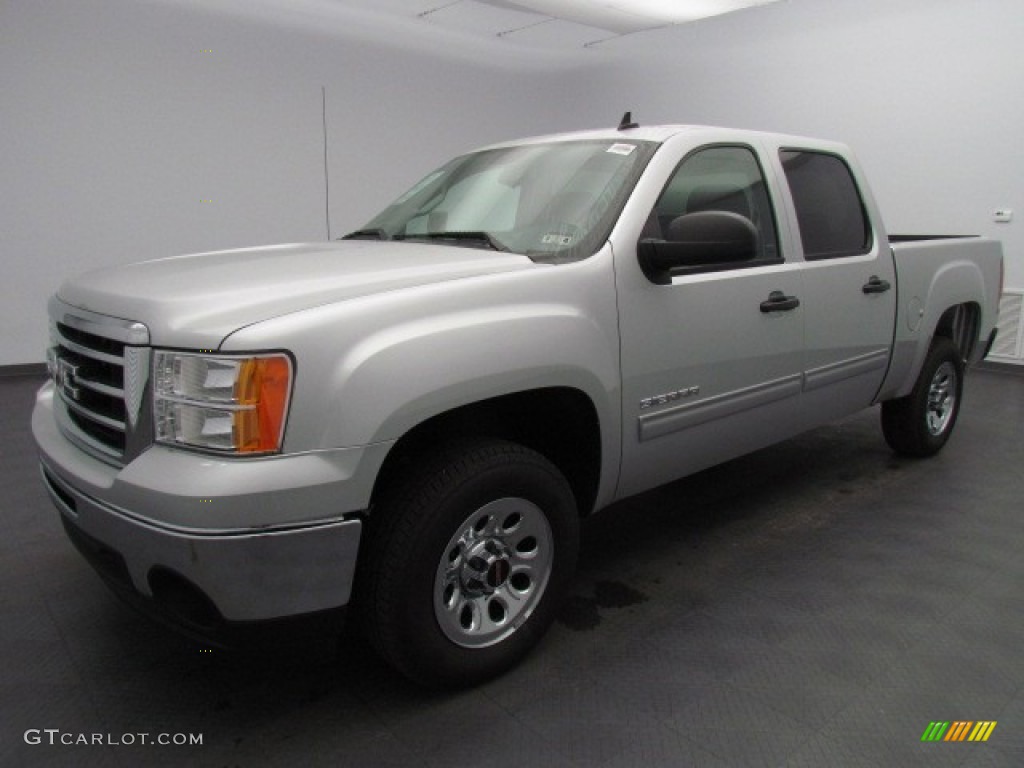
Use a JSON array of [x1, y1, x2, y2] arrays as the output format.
[[434, 497, 553, 649], [925, 361, 957, 436]]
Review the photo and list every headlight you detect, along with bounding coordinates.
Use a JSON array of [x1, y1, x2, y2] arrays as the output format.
[[153, 352, 292, 454]]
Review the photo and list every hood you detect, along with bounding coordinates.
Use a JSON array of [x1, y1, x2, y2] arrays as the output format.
[[57, 241, 536, 347]]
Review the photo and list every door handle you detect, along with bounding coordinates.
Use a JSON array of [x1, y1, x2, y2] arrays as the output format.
[[760, 290, 800, 313], [862, 275, 891, 294]]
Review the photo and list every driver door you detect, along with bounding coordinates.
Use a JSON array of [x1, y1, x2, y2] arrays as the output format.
[[615, 143, 806, 498]]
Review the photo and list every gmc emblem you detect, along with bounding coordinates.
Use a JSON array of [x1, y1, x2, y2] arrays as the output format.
[[54, 356, 82, 402]]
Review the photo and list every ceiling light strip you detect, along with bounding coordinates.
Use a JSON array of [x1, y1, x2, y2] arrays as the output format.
[[496, 17, 556, 38], [583, 24, 669, 47], [418, 0, 466, 18]]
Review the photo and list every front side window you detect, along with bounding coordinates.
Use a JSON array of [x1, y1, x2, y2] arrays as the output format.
[[353, 140, 657, 263], [780, 150, 871, 260], [643, 145, 781, 272]]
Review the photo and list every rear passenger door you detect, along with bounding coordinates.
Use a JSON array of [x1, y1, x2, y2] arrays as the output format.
[[776, 149, 896, 426]]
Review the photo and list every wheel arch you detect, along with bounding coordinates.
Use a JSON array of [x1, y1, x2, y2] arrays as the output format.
[[933, 301, 982, 363], [880, 300, 983, 402], [369, 387, 603, 518]]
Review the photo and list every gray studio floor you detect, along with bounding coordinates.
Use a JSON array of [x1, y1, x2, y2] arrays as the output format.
[[2, 368, 1023, 767]]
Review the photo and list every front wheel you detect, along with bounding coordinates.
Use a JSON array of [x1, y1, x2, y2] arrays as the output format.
[[881, 337, 964, 457], [358, 439, 579, 688]]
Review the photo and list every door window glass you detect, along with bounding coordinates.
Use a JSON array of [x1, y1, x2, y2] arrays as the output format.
[[780, 150, 871, 260], [645, 145, 781, 270]]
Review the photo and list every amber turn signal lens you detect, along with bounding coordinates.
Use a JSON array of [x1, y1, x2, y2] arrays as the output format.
[[235, 357, 291, 453]]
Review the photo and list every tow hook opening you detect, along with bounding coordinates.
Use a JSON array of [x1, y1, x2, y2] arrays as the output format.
[[148, 568, 223, 631]]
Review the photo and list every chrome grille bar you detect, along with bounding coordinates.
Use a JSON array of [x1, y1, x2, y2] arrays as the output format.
[[71, 377, 124, 399], [53, 330, 125, 367], [62, 395, 127, 432]]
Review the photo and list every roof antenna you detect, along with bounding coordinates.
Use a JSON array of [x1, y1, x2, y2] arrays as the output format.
[[618, 111, 638, 130]]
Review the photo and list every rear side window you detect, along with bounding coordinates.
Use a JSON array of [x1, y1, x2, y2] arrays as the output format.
[[780, 150, 871, 260]]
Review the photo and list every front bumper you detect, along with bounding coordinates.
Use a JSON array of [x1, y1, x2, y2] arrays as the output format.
[[32, 383, 391, 627]]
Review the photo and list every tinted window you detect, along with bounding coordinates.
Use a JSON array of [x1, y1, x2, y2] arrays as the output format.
[[780, 150, 870, 260], [645, 145, 780, 268]]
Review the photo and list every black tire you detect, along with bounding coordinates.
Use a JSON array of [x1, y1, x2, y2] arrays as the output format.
[[881, 337, 964, 457], [357, 439, 579, 688]]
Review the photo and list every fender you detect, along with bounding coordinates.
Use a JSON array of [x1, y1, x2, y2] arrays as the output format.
[[335, 303, 618, 447], [221, 250, 625, 510]]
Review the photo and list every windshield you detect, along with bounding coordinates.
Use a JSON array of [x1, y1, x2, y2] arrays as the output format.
[[351, 139, 658, 262]]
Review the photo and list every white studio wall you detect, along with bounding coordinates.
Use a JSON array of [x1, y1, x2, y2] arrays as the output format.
[[0, 0, 600, 366], [588, 0, 1024, 289], [3, 0, 1022, 366]]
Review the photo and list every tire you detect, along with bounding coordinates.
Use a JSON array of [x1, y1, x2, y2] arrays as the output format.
[[358, 439, 579, 688], [881, 337, 964, 457]]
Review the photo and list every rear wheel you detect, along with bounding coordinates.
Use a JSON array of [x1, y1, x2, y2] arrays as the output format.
[[358, 439, 578, 687], [881, 337, 964, 457]]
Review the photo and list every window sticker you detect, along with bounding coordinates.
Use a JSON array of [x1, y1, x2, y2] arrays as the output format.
[[541, 233, 574, 246], [606, 143, 637, 156]]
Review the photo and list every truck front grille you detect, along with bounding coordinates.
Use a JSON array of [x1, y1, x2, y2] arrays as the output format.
[[47, 299, 151, 465], [55, 323, 128, 454]]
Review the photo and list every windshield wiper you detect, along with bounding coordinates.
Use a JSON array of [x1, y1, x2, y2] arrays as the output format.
[[393, 231, 509, 252], [342, 228, 389, 241]]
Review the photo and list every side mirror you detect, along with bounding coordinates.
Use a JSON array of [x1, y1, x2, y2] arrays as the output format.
[[638, 211, 758, 284]]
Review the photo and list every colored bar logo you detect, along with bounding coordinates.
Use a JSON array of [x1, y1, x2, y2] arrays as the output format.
[[921, 721, 997, 742]]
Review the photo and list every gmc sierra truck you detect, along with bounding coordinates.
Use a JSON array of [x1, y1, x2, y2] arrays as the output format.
[[32, 119, 1003, 687]]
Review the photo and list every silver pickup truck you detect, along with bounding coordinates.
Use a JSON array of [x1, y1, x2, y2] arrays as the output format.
[[32, 120, 1003, 686]]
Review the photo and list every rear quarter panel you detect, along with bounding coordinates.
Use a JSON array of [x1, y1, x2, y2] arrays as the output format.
[[878, 237, 1003, 400]]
